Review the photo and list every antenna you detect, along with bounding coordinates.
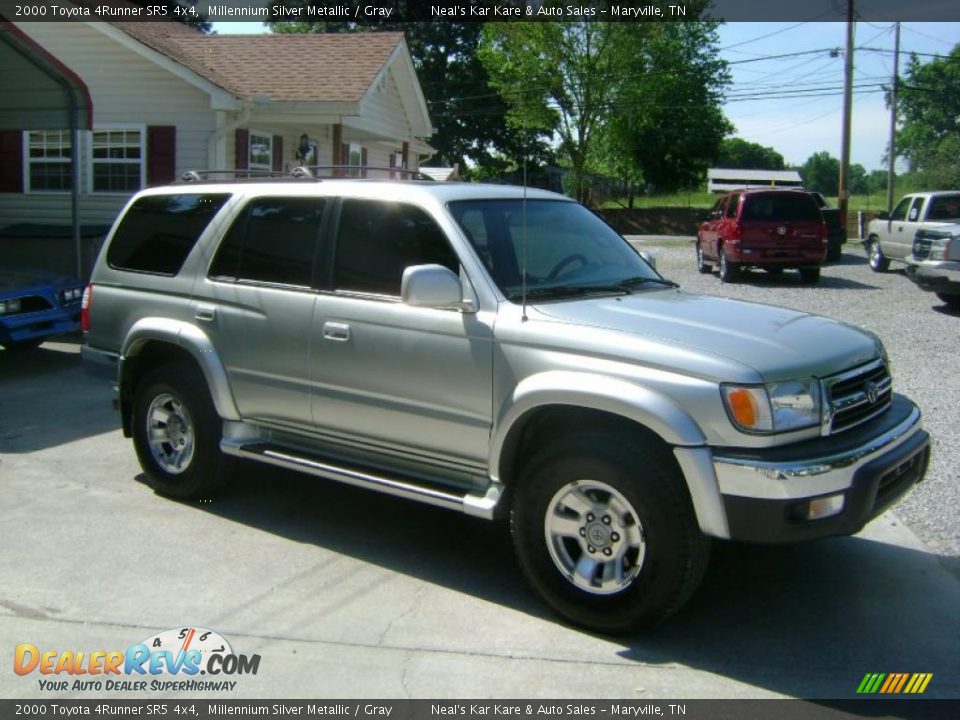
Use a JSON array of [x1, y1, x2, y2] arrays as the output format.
[[521, 150, 528, 322]]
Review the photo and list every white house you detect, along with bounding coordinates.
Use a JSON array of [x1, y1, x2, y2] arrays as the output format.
[[707, 168, 803, 193], [0, 17, 434, 234]]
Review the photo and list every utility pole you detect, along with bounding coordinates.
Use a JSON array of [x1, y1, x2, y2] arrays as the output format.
[[838, 1, 855, 232], [886, 22, 901, 213]]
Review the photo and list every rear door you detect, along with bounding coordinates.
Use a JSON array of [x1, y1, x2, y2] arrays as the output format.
[[737, 192, 823, 255], [888, 195, 926, 261], [197, 195, 326, 429]]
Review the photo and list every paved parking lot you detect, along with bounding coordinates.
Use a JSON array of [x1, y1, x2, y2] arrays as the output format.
[[1, 243, 958, 700]]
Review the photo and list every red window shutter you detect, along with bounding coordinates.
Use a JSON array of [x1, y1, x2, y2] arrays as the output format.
[[360, 147, 368, 178], [235, 129, 249, 170], [388, 152, 395, 179], [0, 130, 24, 193], [272, 135, 283, 172], [147, 126, 176, 186]]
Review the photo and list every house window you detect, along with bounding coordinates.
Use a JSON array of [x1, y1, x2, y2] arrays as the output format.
[[249, 131, 273, 171], [91, 128, 144, 193], [26, 130, 72, 192]]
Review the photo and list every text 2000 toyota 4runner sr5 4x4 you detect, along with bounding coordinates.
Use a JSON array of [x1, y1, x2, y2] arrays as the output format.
[[82, 173, 930, 632]]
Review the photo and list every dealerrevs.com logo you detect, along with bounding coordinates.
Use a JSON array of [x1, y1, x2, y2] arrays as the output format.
[[14, 626, 260, 692]]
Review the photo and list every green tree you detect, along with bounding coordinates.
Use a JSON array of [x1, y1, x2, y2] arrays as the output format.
[[716, 138, 784, 170], [801, 151, 840, 196], [896, 44, 960, 185], [848, 163, 869, 195], [268, 3, 547, 171], [479, 4, 728, 200]]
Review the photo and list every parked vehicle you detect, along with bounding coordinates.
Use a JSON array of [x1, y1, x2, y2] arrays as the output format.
[[696, 189, 828, 283], [0, 269, 83, 351], [83, 171, 930, 632], [906, 226, 960, 309], [865, 191, 960, 272], [809, 191, 847, 262]]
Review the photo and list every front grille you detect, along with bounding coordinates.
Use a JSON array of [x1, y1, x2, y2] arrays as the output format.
[[822, 359, 892, 434], [912, 236, 932, 260], [4, 295, 53, 315]]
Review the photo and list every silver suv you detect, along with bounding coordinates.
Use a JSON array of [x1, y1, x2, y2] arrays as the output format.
[[83, 173, 931, 632]]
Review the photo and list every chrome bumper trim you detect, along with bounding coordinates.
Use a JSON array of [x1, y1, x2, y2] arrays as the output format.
[[713, 404, 923, 500]]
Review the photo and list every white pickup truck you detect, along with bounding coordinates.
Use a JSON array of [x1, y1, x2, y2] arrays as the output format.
[[865, 191, 960, 271]]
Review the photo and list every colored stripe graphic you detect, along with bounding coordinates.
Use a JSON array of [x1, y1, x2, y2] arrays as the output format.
[[857, 673, 932, 694]]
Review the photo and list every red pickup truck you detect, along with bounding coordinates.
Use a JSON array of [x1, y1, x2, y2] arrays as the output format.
[[696, 189, 828, 283]]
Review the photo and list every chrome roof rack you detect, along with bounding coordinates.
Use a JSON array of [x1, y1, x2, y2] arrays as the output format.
[[174, 166, 437, 185], [290, 165, 435, 181], [177, 169, 287, 184]]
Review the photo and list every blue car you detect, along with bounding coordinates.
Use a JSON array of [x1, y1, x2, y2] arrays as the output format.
[[0, 269, 84, 351]]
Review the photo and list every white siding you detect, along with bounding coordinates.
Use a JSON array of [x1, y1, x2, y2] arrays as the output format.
[[357, 71, 412, 140], [0, 22, 215, 227]]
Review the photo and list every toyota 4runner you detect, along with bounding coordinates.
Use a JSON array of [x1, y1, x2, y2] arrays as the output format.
[[83, 171, 930, 632]]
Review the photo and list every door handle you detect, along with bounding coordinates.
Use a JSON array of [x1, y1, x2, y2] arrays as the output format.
[[323, 321, 350, 342], [195, 304, 216, 322]]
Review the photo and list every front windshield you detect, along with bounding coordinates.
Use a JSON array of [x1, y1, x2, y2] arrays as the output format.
[[448, 199, 661, 301]]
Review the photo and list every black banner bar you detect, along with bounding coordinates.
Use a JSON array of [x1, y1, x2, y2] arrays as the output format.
[[1, 700, 957, 720], [2, 0, 960, 23]]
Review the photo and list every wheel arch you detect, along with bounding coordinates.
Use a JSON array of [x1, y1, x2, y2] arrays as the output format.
[[118, 318, 239, 437]]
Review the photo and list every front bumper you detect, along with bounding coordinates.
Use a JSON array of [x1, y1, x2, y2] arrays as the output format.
[[712, 395, 929, 543], [905, 259, 960, 296], [0, 306, 80, 346]]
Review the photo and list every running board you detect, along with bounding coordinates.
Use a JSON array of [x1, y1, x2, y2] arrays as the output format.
[[221, 441, 502, 520]]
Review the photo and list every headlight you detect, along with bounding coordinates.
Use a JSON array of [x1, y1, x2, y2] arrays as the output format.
[[60, 287, 83, 303], [0, 298, 22, 315], [722, 378, 821, 433], [929, 240, 948, 261]]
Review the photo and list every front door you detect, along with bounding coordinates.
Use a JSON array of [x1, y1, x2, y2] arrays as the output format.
[[310, 198, 494, 471]]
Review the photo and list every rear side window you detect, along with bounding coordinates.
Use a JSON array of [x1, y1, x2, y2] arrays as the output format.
[[107, 194, 230, 275], [741, 193, 820, 222], [333, 199, 458, 296], [725, 194, 740, 219], [209, 197, 326, 287]]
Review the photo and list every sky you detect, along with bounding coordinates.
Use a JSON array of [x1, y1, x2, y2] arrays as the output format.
[[212, 20, 960, 172]]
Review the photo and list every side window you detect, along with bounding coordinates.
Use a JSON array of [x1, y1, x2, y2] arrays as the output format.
[[710, 197, 724, 219], [209, 197, 325, 287], [725, 194, 740, 219], [107, 193, 231, 275], [890, 196, 912, 222], [333, 199, 459, 296]]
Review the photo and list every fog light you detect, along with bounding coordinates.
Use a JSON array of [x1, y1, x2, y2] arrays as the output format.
[[804, 494, 845, 521]]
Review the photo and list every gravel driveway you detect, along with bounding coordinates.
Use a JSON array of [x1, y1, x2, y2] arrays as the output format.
[[633, 238, 959, 569]]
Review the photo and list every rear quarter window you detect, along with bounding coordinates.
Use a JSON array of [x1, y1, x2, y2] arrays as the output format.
[[107, 193, 231, 275], [741, 193, 821, 222]]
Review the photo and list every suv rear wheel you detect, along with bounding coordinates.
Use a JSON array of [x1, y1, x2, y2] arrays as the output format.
[[718, 247, 739, 283], [511, 433, 710, 633], [133, 363, 231, 499]]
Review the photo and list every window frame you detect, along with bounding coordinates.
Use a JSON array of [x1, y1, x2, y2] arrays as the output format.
[[88, 124, 146, 195], [23, 129, 74, 194], [248, 130, 274, 172]]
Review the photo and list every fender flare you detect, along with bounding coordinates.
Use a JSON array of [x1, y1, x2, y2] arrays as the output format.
[[120, 317, 240, 421]]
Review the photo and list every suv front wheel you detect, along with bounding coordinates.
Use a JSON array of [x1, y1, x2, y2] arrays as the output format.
[[511, 433, 710, 633], [132, 363, 231, 499]]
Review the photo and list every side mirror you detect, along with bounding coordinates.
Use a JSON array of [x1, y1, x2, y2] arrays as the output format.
[[639, 250, 657, 270], [401, 264, 468, 310], [877, 211, 889, 221]]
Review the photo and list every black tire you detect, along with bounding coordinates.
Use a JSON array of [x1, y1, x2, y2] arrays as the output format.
[[799, 267, 821, 284], [935, 292, 960, 310], [826, 240, 842, 263], [695, 241, 712, 274], [510, 433, 710, 633], [868, 238, 890, 272], [718, 247, 739, 283], [132, 363, 232, 499]]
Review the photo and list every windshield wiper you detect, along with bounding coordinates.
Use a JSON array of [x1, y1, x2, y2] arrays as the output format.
[[616, 276, 680, 289], [510, 284, 630, 302]]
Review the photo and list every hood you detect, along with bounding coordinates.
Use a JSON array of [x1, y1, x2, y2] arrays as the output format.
[[533, 289, 881, 382], [0, 269, 78, 295]]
